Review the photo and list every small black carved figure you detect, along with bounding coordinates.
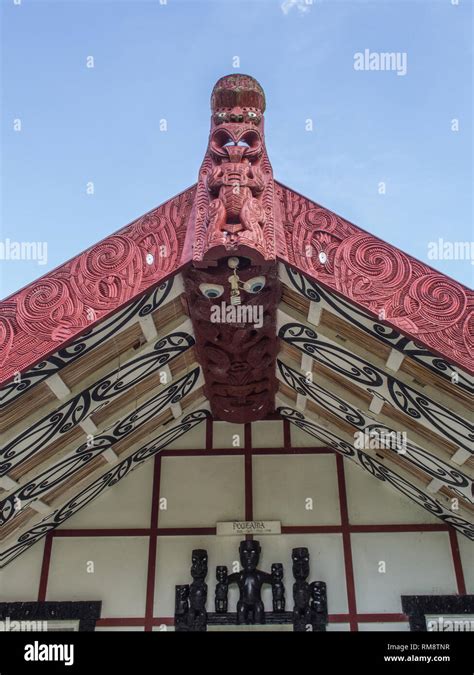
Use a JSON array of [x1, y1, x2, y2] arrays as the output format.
[[310, 581, 328, 632], [292, 547, 311, 632], [215, 565, 229, 613], [227, 540, 272, 624], [174, 584, 190, 632], [271, 563, 285, 612], [188, 549, 208, 631]]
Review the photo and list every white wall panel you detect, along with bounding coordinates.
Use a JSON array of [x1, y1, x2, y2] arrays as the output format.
[[253, 454, 340, 525], [158, 456, 245, 527], [457, 533, 474, 593], [0, 538, 44, 601], [290, 425, 327, 448], [358, 622, 410, 631], [95, 626, 144, 631], [213, 422, 244, 449], [251, 421, 284, 448], [344, 459, 439, 525], [209, 623, 293, 631], [153, 625, 175, 631], [166, 423, 206, 451], [59, 463, 153, 529], [351, 532, 457, 613], [327, 623, 351, 631], [46, 537, 149, 617]]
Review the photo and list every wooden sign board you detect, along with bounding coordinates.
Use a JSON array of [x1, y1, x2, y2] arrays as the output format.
[[216, 521, 281, 536]]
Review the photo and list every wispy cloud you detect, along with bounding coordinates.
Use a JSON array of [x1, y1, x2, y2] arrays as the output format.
[[281, 0, 312, 16]]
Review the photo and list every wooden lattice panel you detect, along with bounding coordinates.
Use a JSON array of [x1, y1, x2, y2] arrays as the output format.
[[0, 383, 56, 434], [43, 455, 109, 506], [59, 323, 145, 390], [10, 426, 85, 481]]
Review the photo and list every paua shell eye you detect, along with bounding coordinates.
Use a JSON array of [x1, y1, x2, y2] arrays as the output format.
[[199, 283, 224, 299], [247, 111, 257, 118], [243, 276, 265, 293], [217, 112, 226, 118]]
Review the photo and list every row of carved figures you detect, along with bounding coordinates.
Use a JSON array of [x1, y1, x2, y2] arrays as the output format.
[[175, 539, 328, 631]]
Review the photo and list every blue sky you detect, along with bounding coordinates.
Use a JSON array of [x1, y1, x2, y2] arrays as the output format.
[[1, 0, 472, 298]]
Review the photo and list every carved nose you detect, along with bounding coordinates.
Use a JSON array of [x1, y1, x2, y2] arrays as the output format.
[[225, 144, 246, 162]]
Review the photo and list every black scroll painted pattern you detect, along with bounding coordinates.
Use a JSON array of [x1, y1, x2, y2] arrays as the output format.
[[0, 330, 194, 477], [277, 360, 472, 502], [284, 267, 472, 394], [277, 407, 474, 541], [0, 409, 210, 568], [0, 279, 174, 408], [0, 368, 200, 526], [278, 359, 366, 427], [279, 323, 473, 455]]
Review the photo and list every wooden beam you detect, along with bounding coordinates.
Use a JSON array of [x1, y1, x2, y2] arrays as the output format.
[[385, 348, 405, 372], [45, 373, 71, 400], [139, 315, 158, 342]]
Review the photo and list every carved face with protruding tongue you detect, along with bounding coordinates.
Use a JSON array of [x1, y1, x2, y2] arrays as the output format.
[[210, 126, 263, 164]]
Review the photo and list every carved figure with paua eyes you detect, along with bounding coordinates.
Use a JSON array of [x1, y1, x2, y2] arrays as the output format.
[[186, 75, 280, 423], [213, 107, 262, 127], [205, 122, 266, 251], [192, 73, 276, 266], [183, 256, 280, 423]]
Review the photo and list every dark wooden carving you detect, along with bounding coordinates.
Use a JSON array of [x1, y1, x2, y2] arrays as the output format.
[[183, 257, 280, 423], [402, 595, 474, 632], [271, 563, 286, 612], [227, 540, 273, 624], [174, 585, 190, 632], [175, 539, 327, 631], [0, 602, 101, 632], [292, 547, 312, 631], [310, 581, 328, 632], [188, 549, 208, 631], [215, 565, 228, 613]]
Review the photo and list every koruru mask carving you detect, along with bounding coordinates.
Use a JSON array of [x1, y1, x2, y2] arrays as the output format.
[[183, 75, 281, 423]]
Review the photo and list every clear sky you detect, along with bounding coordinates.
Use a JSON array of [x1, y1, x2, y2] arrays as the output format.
[[1, 0, 472, 299]]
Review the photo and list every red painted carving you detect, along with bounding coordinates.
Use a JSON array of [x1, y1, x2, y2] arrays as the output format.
[[184, 75, 281, 422], [1, 73, 471, 395], [183, 258, 280, 423], [189, 74, 279, 267], [277, 183, 473, 373], [0, 187, 195, 384]]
